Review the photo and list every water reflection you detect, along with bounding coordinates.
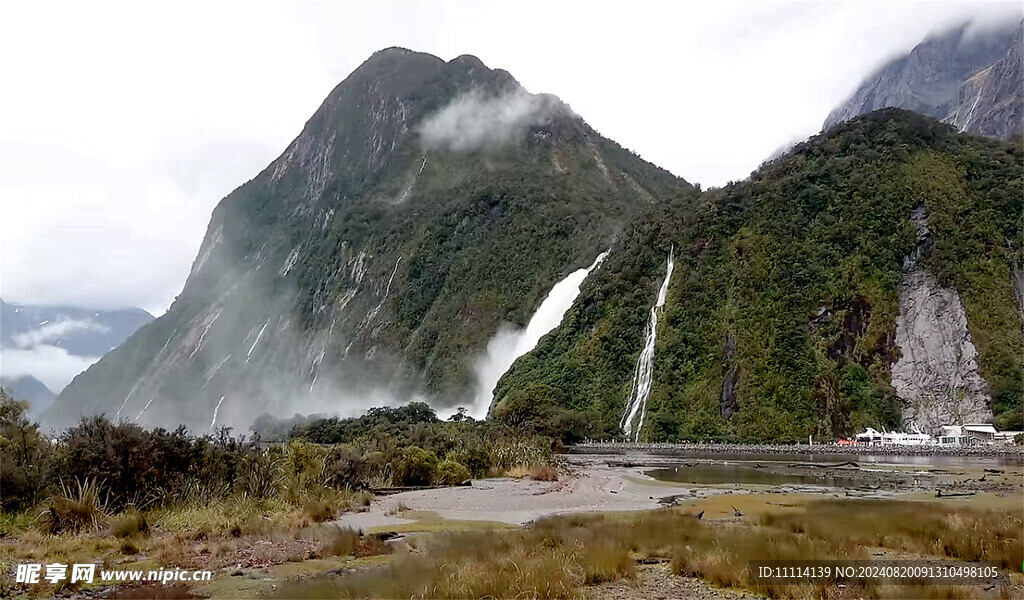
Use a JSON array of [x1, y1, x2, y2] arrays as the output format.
[[646, 463, 863, 488]]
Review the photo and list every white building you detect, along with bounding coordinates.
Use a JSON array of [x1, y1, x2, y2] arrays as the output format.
[[937, 424, 998, 445], [994, 430, 1023, 445]]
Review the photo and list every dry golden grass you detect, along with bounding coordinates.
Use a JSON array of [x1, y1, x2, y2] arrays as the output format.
[[0, 486, 381, 597], [109, 511, 150, 539], [759, 499, 1023, 569], [321, 526, 360, 557], [269, 498, 1022, 600], [530, 465, 559, 482], [506, 465, 559, 481], [506, 465, 533, 479]]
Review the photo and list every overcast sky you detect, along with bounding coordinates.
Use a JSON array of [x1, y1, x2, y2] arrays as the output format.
[[1, 0, 1020, 317]]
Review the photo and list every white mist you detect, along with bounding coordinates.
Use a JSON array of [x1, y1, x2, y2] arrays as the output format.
[[470, 252, 608, 419]]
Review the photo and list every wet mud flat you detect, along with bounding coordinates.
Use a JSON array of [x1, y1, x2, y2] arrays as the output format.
[[331, 451, 1021, 533], [581, 452, 1023, 498]]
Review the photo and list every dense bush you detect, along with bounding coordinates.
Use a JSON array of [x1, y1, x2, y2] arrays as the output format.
[[55, 416, 261, 510], [0, 397, 557, 516], [285, 403, 556, 479], [279, 402, 440, 444], [393, 447, 439, 486], [436, 460, 471, 485]]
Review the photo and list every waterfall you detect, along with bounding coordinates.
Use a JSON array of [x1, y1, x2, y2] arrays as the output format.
[[471, 251, 609, 419], [621, 247, 674, 441]]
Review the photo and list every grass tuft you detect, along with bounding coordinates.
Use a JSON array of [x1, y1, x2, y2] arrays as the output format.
[[301, 499, 337, 523], [322, 526, 360, 557], [43, 478, 105, 534], [530, 465, 559, 482], [109, 511, 150, 539]]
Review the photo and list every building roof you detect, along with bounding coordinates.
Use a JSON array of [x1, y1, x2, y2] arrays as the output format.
[[963, 424, 997, 434]]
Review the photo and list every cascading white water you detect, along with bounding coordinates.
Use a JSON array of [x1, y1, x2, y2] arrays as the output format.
[[621, 247, 674, 442], [470, 251, 609, 419]]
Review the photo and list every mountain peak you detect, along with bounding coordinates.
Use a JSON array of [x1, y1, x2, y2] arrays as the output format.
[[824, 20, 1021, 139], [46, 47, 689, 432], [449, 53, 486, 68]]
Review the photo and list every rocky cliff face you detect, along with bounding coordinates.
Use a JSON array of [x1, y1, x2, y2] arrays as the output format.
[[847, 200, 1018, 435], [946, 23, 1024, 139], [825, 21, 1022, 139], [891, 263, 993, 431], [43, 48, 690, 432]]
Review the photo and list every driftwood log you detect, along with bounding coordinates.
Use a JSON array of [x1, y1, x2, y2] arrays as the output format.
[[372, 480, 472, 495]]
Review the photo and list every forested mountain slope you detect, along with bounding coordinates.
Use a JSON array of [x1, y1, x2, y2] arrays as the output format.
[[495, 110, 1023, 442]]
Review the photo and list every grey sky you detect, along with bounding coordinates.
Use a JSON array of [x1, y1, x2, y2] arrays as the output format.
[[1, 0, 1020, 316]]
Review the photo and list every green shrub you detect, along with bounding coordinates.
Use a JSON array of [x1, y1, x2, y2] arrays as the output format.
[[235, 449, 284, 499], [436, 460, 471, 485], [282, 440, 329, 503], [393, 447, 438, 486]]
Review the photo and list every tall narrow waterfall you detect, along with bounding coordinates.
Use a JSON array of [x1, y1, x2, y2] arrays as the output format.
[[471, 252, 609, 419], [621, 247, 674, 441]]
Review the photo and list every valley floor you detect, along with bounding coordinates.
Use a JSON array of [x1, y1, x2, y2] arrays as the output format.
[[340, 451, 1022, 529], [4, 452, 1021, 599]]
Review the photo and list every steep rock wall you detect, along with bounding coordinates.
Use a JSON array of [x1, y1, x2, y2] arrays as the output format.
[[891, 209, 992, 431]]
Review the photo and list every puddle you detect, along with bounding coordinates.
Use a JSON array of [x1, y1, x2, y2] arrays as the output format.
[[646, 463, 863, 488]]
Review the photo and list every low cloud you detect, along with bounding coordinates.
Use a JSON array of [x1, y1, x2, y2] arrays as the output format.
[[0, 345, 100, 393], [11, 318, 108, 348], [419, 88, 564, 152], [1, 317, 109, 393]]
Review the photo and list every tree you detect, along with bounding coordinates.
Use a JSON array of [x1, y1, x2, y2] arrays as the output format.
[[0, 390, 52, 510]]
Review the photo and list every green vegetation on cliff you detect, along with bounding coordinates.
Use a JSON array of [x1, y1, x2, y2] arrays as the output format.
[[495, 110, 1023, 441]]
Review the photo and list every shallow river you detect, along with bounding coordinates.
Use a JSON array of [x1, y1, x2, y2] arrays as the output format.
[[643, 451, 1022, 488], [641, 450, 1024, 467]]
